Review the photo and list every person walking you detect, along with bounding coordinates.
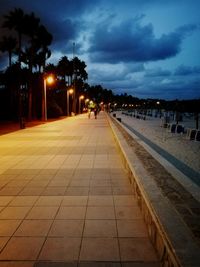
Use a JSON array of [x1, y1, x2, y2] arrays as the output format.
[[88, 108, 91, 119], [94, 108, 97, 119]]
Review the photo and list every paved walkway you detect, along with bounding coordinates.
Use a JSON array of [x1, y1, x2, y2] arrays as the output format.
[[0, 112, 160, 266]]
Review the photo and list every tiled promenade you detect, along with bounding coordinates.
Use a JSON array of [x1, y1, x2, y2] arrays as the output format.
[[0, 112, 160, 266]]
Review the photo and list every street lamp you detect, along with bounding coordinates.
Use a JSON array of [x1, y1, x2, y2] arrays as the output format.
[[43, 75, 54, 121], [67, 88, 74, 116], [79, 95, 84, 114]]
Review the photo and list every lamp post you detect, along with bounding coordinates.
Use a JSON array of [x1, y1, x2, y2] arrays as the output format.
[[43, 75, 54, 121], [67, 88, 74, 116], [79, 95, 84, 114]]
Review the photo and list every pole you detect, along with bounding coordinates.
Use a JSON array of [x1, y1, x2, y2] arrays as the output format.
[[72, 42, 76, 114], [67, 90, 69, 116], [79, 97, 81, 114], [44, 79, 47, 121]]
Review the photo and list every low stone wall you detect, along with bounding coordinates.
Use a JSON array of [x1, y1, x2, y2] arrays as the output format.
[[107, 114, 200, 267]]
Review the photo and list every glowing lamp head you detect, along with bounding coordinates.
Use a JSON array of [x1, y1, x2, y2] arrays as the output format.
[[46, 75, 54, 84], [68, 89, 74, 94]]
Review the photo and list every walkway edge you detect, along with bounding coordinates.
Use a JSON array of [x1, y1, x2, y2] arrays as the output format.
[[107, 114, 200, 267]]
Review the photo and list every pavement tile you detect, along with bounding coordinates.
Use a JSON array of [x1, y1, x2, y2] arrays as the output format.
[[117, 220, 148, 237], [0, 187, 23, 196], [61, 196, 88, 206], [38, 237, 81, 261], [48, 219, 84, 237], [70, 179, 91, 187], [91, 174, 110, 179], [35, 262, 76, 267], [86, 207, 115, 219], [35, 196, 63, 206], [19, 187, 44, 196], [88, 196, 114, 206], [111, 179, 130, 186], [9, 196, 39, 206], [119, 238, 158, 262], [0, 261, 34, 266], [80, 237, 120, 261], [33, 174, 54, 180], [48, 179, 70, 187], [0, 206, 31, 219], [14, 220, 52, 237], [79, 263, 120, 267], [90, 179, 111, 187], [56, 207, 86, 220], [6, 180, 29, 187], [112, 186, 133, 195], [113, 196, 138, 207], [0, 220, 21, 236], [26, 207, 59, 220], [3, 170, 23, 175], [121, 263, 161, 267], [42, 187, 66, 196], [89, 186, 112, 195], [39, 169, 58, 175], [0, 196, 14, 206], [27, 180, 50, 187], [65, 187, 89, 196], [83, 220, 117, 237], [0, 237, 44, 260], [20, 169, 41, 175], [115, 207, 142, 220], [0, 237, 9, 251]]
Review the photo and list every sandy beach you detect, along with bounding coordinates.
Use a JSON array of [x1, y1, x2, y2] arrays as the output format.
[[114, 111, 200, 175]]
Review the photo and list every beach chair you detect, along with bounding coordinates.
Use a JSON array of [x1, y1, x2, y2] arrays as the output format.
[[176, 124, 184, 134], [167, 123, 176, 133], [195, 130, 200, 142], [186, 128, 196, 140]]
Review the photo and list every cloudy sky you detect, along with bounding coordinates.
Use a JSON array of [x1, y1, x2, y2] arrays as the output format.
[[0, 0, 200, 100]]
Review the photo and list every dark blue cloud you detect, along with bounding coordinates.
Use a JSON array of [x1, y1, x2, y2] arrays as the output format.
[[0, 0, 99, 49], [174, 65, 200, 76], [145, 68, 171, 77], [89, 18, 197, 63]]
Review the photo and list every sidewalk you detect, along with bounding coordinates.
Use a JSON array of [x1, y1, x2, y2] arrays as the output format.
[[0, 112, 160, 266]]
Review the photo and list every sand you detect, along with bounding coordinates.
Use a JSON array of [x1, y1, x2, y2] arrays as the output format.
[[115, 111, 200, 174]]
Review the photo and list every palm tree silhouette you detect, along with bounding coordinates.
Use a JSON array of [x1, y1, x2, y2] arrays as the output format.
[[0, 36, 17, 67], [3, 8, 25, 67]]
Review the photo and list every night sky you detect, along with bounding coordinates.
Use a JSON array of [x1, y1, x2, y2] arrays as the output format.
[[0, 0, 200, 100]]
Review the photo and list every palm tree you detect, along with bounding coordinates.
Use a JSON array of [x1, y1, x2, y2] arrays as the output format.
[[22, 12, 40, 120], [68, 57, 88, 113], [3, 8, 25, 67], [23, 12, 40, 72], [35, 25, 53, 71], [73, 57, 88, 82], [57, 56, 71, 84], [36, 49, 51, 73], [0, 36, 17, 67]]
